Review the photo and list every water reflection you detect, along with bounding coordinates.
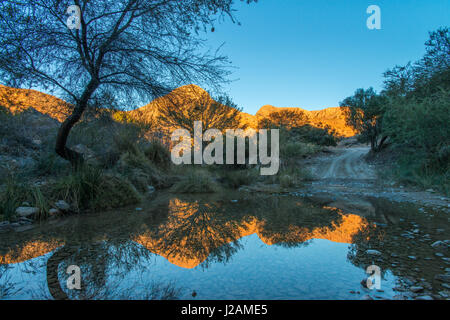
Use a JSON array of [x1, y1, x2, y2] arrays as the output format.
[[0, 192, 448, 299]]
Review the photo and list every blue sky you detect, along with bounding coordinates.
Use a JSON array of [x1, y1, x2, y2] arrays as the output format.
[[204, 0, 450, 113]]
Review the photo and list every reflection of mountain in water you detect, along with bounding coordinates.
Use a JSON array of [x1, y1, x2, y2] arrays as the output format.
[[0, 195, 369, 268], [134, 198, 369, 269]]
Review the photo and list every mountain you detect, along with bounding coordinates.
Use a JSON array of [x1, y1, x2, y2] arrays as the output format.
[[256, 105, 356, 137], [0, 84, 71, 122], [0, 84, 356, 137]]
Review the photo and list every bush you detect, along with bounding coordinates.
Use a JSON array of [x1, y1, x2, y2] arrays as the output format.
[[94, 174, 142, 210], [383, 90, 450, 193], [33, 150, 69, 176], [219, 168, 259, 189], [266, 167, 313, 188], [53, 165, 143, 211], [117, 150, 169, 189], [170, 169, 219, 193], [291, 125, 338, 146], [0, 176, 31, 219], [281, 141, 321, 159], [31, 186, 50, 220], [144, 139, 171, 168], [53, 165, 104, 212]]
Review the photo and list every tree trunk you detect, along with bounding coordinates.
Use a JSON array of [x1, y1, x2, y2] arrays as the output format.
[[370, 136, 376, 152], [376, 135, 388, 151], [55, 79, 99, 168]]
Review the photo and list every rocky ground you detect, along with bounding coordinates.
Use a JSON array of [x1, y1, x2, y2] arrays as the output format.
[[297, 139, 450, 300], [301, 139, 450, 213]]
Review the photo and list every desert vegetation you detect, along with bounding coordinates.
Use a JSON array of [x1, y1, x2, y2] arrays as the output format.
[[0, 90, 335, 224], [340, 27, 449, 194]]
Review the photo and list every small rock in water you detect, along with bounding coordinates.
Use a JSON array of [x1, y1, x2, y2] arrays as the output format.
[[410, 286, 424, 293], [361, 295, 373, 300], [415, 295, 433, 300], [14, 225, 35, 232], [0, 221, 12, 233], [435, 274, 450, 283], [366, 249, 382, 256], [55, 200, 70, 212], [15, 207, 39, 218], [431, 241, 448, 249], [49, 208, 61, 216], [0, 221, 10, 227]]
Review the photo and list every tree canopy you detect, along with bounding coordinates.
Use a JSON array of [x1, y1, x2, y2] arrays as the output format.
[[0, 0, 256, 165]]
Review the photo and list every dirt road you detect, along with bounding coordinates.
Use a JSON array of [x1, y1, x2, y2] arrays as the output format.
[[301, 145, 450, 213], [317, 146, 376, 180], [306, 144, 377, 181]]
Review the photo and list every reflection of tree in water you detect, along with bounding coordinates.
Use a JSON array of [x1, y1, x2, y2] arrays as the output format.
[[1, 193, 374, 299], [135, 194, 366, 269], [137, 197, 249, 269], [0, 264, 19, 299], [46, 240, 182, 300]]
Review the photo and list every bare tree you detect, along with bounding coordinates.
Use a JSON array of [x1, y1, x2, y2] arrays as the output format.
[[0, 0, 256, 166]]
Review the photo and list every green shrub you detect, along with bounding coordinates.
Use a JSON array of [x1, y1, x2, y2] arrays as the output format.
[[266, 166, 313, 188], [144, 139, 171, 168], [0, 175, 32, 219], [170, 169, 219, 193], [53, 165, 104, 212], [117, 151, 168, 188], [219, 168, 259, 189], [33, 150, 69, 176], [289, 125, 338, 146], [112, 124, 141, 155], [94, 174, 142, 210], [383, 90, 450, 193], [31, 186, 49, 220], [53, 165, 143, 211], [281, 141, 321, 159]]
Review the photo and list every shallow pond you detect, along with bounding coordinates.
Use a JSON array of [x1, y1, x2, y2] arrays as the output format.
[[0, 192, 449, 300]]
